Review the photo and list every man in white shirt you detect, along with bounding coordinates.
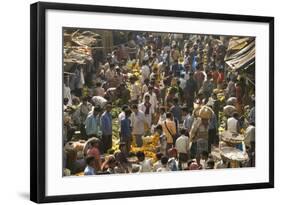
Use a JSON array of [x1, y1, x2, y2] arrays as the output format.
[[175, 129, 189, 170], [244, 122, 255, 167], [131, 104, 146, 147], [105, 63, 115, 81], [141, 61, 150, 84], [244, 122, 255, 148], [226, 112, 240, 134]]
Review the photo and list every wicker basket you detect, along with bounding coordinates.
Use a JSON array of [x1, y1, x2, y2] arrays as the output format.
[[220, 146, 248, 162], [221, 131, 244, 145]]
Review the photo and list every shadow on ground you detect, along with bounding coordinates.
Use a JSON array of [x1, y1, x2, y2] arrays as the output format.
[[18, 192, 29, 200]]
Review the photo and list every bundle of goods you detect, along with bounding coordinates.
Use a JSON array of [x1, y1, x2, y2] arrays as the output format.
[[64, 46, 92, 64], [213, 88, 224, 95], [64, 140, 86, 159], [226, 97, 237, 106], [64, 30, 100, 70], [210, 146, 222, 161], [71, 30, 101, 47], [223, 105, 237, 117], [91, 96, 108, 108], [198, 105, 214, 119], [221, 130, 245, 145], [82, 137, 101, 156], [64, 140, 86, 152], [220, 146, 248, 163]]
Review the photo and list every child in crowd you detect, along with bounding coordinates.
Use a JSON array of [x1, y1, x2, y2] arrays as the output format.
[[157, 156, 170, 172], [155, 124, 167, 156], [167, 148, 179, 171], [153, 152, 163, 172], [84, 156, 97, 175], [86, 141, 101, 171], [187, 159, 200, 170], [199, 151, 209, 169], [136, 151, 153, 172]]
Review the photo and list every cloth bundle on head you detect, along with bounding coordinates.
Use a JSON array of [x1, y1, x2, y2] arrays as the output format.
[[213, 88, 222, 95], [198, 105, 214, 119], [91, 96, 108, 108], [226, 97, 237, 106], [64, 140, 86, 153], [223, 105, 237, 117]]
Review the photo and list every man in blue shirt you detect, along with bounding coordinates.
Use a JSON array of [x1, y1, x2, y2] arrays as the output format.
[[184, 72, 197, 108], [182, 106, 194, 133], [101, 103, 113, 153], [171, 60, 184, 77], [170, 97, 181, 123], [120, 108, 132, 155], [84, 106, 102, 139]]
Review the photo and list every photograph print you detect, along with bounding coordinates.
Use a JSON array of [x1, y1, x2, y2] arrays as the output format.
[[62, 28, 256, 177]]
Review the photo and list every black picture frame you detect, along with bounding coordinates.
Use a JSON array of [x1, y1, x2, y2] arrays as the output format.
[[30, 1, 274, 203]]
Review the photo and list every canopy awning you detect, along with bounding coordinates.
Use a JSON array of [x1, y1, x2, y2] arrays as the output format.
[[225, 37, 255, 70]]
